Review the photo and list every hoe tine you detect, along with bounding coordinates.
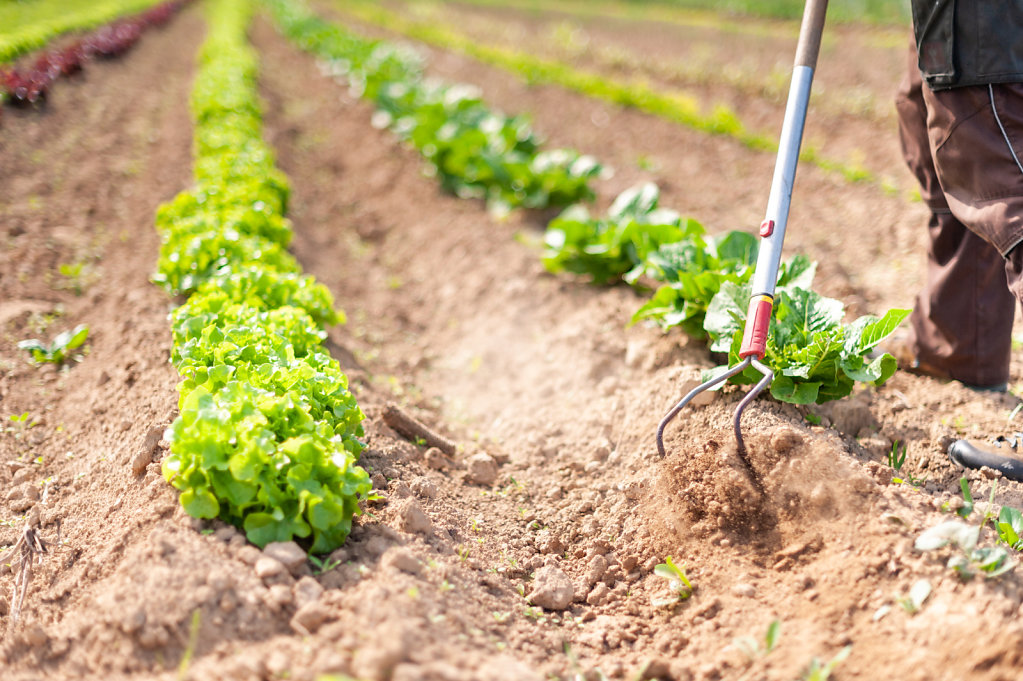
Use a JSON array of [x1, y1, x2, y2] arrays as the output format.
[[656, 356, 753, 458], [731, 357, 774, 490]]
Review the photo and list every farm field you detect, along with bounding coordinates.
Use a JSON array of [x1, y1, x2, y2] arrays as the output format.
[[3, 1, 1023, 680]]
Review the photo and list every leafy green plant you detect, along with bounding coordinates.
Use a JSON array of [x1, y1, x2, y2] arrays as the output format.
[[915, 520, 1016, 580], [17, 324, 89, 364], [338, 0, 882, 187], [0, 0, 166, 64], [634, 230, 814, 340], [156, 0, 369, 553], [542, 183, 698, 285], [651, 555, 693, 605], [705, 282, 909, 404], [996, 506, 1023, 551], [265, 0, 600, 214]]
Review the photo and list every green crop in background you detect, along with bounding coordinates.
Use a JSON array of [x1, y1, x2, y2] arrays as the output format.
[[601, 0, 909, 24]]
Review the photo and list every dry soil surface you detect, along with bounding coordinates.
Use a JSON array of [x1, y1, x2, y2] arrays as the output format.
[[3, 3, 1023, 681]]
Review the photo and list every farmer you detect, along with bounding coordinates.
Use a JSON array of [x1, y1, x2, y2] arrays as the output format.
[[895, 1, 1023, 394]]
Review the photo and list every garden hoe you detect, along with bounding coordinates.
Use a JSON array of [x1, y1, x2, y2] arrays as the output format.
[[655, 0, 829, 484]]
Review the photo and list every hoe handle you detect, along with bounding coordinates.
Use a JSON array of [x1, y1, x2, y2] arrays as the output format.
[[795, 0, 829, 68], [739, 0, 829, 359]]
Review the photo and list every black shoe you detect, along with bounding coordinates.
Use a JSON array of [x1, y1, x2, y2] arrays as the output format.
[[948, 435, 1023, 481]]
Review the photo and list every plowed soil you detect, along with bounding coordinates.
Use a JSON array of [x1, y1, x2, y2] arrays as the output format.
[[3, 3, 1023, 681]]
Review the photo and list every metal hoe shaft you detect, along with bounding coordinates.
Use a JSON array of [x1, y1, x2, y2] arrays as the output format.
[[655, 0, 827, 466]]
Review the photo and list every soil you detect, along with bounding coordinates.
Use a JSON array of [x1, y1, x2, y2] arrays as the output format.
[[3, 3, 1023, 681]]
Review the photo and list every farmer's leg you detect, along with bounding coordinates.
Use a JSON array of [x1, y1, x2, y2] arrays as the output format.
[[896, 47, 1016, 388]]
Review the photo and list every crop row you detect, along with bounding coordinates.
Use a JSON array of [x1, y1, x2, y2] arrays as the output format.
[[263, 0, 601, 215], [335, 0, 882, 188], [154, 0, 370, 553], [269, 0, 909, 405], [0, 0, 167, 65], [395, 0, 895, 127], [542, 183, 909, 404], [0, 1, 189, 106]]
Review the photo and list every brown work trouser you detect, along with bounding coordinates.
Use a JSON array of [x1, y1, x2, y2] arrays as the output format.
[[896, 45, 1023, 387]]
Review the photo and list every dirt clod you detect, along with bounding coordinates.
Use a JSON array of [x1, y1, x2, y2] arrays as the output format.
[[395, 498, 433, 535], [290, 601, 332, 635], [130, 425, 164, 476], [527, 565, 575, 610], [382, 547, 422, 575], [409, 476, 437, 499], [263, 541, 307, 576], [769, 425, 804, 454], [464, 453, 498, 486], [255, 557, 287, 581], [293, 576, 324, 608]]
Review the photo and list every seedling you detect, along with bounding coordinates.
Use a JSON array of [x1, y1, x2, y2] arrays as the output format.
[[310, 554, 341, 574], [996, 506, 1023, 551], [897, 579, 931, 614], [18, 324, 89, 364], [5, 412, 38, 439], [915, 520, 1016, 580], [951, 477, 973, 518], [734, 618, 781, 659], [887, 441, 907, 470], [57, 261, 96, 295], [802, 645, 852, 681], [177, 609, 201, 681], [651, 555, 693, 606]]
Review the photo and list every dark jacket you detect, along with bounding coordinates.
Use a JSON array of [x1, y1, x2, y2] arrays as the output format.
[[913, 0, 1023, 89]]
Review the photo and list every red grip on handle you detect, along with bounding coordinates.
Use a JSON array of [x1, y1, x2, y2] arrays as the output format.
[[739, 297, 773, 359]]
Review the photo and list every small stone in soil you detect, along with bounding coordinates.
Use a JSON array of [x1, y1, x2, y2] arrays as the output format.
[[423, 447, 451, 471]]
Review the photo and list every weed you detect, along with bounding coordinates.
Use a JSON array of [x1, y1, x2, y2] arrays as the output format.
[[57, 260, 97, 295], [18, 324, 89, 364], [915, 520, 1016, 580], [651, 555, 693, 606], [177, 609, 201, 681], [523, 605, 544, 620], [802, 645, 852, 681], [734, 618, 780, 659], [887, 441, 907, 470], [310, 554, 341, 574], [5, 412, 38, 440], [897, 579, 931, 614]]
